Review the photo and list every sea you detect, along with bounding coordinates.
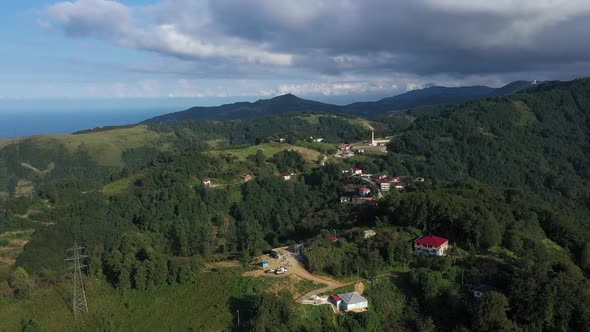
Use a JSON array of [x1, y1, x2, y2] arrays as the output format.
[[0, 97, 245, 138], [0, 109, 174, 138]]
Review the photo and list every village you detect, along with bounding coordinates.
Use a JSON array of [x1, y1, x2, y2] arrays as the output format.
[[195, 131, 499, 315]]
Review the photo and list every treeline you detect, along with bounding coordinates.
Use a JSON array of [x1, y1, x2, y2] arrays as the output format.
[[148, 112, 380, 147]]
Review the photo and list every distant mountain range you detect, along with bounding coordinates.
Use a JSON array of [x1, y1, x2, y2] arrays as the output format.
[[143, 80, 533, 124]]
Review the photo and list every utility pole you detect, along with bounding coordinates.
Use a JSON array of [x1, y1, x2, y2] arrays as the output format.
[[237, 309, 240, 328], [65, 241, 89, 315]]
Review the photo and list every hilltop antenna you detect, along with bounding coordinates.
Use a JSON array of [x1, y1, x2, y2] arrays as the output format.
[[65, 241, 89, 315]]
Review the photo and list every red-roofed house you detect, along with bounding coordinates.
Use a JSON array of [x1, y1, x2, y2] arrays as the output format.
[[352, 168, 363, 175], [358, 186, 371, 196], [242, 174, 253, 182], [280, 173, 292, 181], [379, 179, 390, 191], [203, 178, 211, 187], [414, 235, 449, 256]]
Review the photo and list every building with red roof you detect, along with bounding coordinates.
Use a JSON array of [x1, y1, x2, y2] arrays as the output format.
[[280, 173, 292, 181], [202, 178, 211, 186], [414, 235, 449, 256], [352, 168, 363, 175], [358, 186, 371, 196], [379, 179, 390, 191]]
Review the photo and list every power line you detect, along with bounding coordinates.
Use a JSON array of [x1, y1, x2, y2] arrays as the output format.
[[65, 241, 89, 315]]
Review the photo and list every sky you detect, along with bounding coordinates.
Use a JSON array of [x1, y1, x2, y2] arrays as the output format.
[[2, 0, 590, 105]]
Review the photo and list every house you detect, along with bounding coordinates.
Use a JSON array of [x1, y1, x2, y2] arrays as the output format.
[[414, 235, 449, 256], [352, 168, 363, 175], [260, 260, 269, 267], [340, 196, 352, 203], [203, 178, 211, 186], [379, 180, 390, 191], [357, 148, 365, 154], [341, 169, 350, 174], [328, 235, 339, 242], [242, 174, 253, 182], [392, 176, 412, 183], [280, 173, 292, 181], [314, 138, 324, 143], [394, 183, 406, 190], [358, 186, 371, 196], [414, 177, 425, 183], [330, 292, 368, 312], [467, 284, 497, 299], [340, 144, 352, 151], [363, 230, 377, 239]]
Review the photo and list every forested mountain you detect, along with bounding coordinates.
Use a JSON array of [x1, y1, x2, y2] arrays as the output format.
[[2, 78, 590, 331], [143, 81, 532, 123]]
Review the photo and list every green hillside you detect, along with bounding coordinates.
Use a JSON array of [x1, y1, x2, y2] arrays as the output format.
[[2, 79, 590, 331]]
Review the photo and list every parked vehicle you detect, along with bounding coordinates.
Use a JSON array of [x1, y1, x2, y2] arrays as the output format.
[[265, 269, 275, 274], [275, 267, 288, 275]]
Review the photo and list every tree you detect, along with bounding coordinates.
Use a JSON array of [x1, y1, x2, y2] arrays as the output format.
[[471, 292, 519, 332], [10, 267, 32, 299]]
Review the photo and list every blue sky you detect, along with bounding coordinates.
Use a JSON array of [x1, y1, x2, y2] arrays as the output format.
[[2, 0, 590, 106]]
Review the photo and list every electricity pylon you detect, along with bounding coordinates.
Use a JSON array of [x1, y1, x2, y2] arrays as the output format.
[[65, 241, 88, 315]]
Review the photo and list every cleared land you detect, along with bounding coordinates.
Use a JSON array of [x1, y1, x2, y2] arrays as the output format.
[[246, 248, 360, 303], [208, 143, 323, 163]]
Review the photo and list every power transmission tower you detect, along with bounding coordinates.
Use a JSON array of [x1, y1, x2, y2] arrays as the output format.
[[65, 241, 89, 315]]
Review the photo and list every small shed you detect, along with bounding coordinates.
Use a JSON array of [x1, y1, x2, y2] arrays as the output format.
[[260, 260, 269, 267]]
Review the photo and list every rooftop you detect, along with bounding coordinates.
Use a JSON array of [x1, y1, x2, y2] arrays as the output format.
[[338, 292, 367, 305], [414, 235, 448, 247]]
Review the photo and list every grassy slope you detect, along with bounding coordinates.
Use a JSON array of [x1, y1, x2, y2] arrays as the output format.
[[208, 143, 323, 163], [0, 267, 325, 331], [1, 125, 173, 167]]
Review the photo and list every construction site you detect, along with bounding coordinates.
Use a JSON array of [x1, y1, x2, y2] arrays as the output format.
[[248, 246, 368, 314]]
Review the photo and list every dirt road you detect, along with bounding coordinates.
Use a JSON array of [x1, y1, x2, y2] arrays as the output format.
[[270, 248, 362, 303]]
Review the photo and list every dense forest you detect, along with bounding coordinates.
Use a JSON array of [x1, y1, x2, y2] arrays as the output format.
[[1, 79, 590, 331]]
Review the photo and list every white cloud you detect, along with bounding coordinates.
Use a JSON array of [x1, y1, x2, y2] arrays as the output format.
[[45, 0, 293, 66], [39, 0, 590, 99]]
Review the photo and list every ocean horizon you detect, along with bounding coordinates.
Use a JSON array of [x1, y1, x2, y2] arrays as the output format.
[[0, 109, 173, 138]]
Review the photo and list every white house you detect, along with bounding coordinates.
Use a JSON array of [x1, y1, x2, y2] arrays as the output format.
[[352, 168, 363, 175], [379, 180, 390, 191], [203, 178, 211, 186], [331, 292, 368, 311], [280, 173, 292, 181]]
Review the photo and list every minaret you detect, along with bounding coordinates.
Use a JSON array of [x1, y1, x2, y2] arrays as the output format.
[[371, 131, 376, 147]]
